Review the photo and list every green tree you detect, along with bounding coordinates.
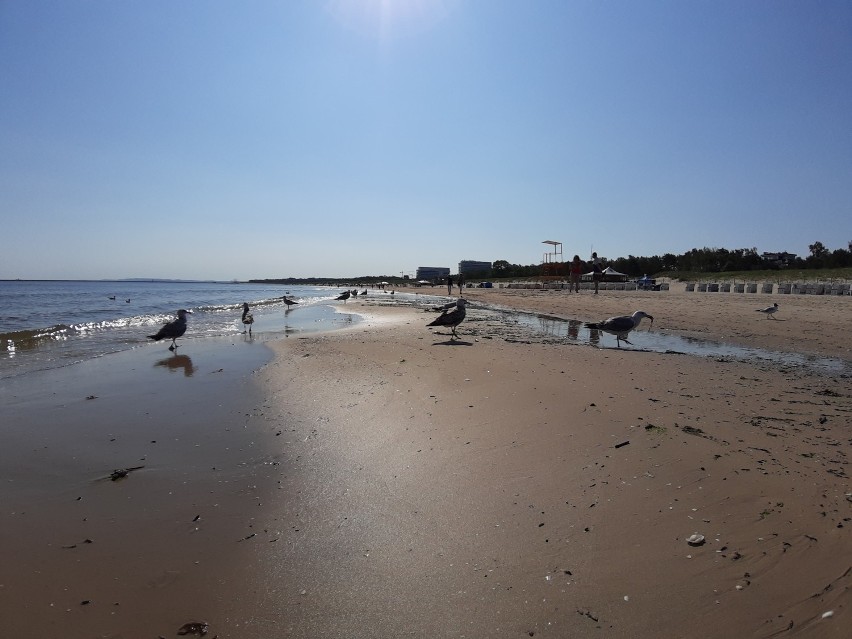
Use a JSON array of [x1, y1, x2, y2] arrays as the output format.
[[807, 241, 829, 268], [809, 241, 829, 259], [492, 260, 511, 278]]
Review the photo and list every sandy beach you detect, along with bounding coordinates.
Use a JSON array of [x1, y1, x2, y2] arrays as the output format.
[[1, 287, 850, 638]]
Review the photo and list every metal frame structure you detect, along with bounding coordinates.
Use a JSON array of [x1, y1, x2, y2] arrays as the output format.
[[541, 240, 565, 279]]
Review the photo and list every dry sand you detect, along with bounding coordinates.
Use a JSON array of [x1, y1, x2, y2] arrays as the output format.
[[1, 288, 849, 638]]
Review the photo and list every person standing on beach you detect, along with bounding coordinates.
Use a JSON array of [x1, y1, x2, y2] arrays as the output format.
[[458, 274, 465, 293], [591, 252, 602, 294], [569, 255, 583, 293], [447, 275, 454, 295]]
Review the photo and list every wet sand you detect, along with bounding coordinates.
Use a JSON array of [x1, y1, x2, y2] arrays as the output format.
[[0, 337, 277, 638], [1, 289, 850, 638]]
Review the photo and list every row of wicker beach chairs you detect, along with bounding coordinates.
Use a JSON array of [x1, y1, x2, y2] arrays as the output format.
[[685, 282, 851, 295]]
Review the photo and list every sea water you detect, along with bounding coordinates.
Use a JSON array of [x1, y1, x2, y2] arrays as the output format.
[[0, 280, 361, 379]]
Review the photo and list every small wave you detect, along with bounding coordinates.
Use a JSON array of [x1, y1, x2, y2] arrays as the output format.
[[0, 283, 353, 378], [1, 326, 71, 353]]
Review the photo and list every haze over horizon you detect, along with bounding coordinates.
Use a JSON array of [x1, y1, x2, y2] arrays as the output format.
[[2, 1, 850, 281]]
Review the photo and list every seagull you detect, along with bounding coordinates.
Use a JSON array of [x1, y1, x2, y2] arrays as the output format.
[[427, 298, 467, 340], [241, 302, 254, 334], [756, 302, 779, 319], [148, 309, 191, 351], [335, 291, 351, 303], [108, 296, 116, 300], [585, 310, 653, 348], [282, 296, 299, 309]]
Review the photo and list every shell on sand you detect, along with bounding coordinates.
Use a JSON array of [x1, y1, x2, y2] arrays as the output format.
[[686, 533, 706, 547]]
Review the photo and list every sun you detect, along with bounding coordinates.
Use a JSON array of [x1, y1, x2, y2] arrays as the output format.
[[326, 0, 458, 40]]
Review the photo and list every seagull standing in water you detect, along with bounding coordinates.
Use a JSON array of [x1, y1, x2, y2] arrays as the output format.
[[756, 302, 779, 319], [335, 291, 351, 303], [427, 298, 467, 340], [585, 310, 653, 348], [282, 296, 299, 309], [148, 309, 191, 351], [241, 302, 254, 334]]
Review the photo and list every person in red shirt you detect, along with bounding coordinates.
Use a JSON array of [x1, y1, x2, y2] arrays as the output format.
[[569, 255, 584, 293]]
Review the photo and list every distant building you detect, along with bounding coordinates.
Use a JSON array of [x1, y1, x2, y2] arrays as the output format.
[[458, 260, 492, 277], [416, 266, 450, 280], [761, 251, 797, 267]]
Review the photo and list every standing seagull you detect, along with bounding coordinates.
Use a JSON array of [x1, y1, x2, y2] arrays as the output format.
[[585, 310, 653, 348], [427, 298, 467, 340], [148, 309, 191, 351], [241, 302, 254, 334], [756, 302, 779, 319], [335, 291, 351, 303], [282, 296, 299, 309]]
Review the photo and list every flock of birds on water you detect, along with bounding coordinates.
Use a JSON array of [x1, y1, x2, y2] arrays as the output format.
[[141, 291, 781, 351]]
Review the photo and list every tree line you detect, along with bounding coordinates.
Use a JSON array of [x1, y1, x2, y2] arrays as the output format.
[[488, 241, 852, 279]]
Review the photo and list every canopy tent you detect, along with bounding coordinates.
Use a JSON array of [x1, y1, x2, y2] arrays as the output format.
[[581, 266, 629, 282]]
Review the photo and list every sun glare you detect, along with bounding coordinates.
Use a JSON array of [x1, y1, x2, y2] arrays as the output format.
[[326, 0, 457, 40]]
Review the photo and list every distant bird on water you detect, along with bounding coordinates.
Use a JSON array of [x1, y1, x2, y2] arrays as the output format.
[[756, 302, 779, 319], [585, 310, 653, 348], [335, 291, 351, 303], [148, 309, 191, 351], [241, 302, 254, 334], [427, 298, 467, 340], [282, 296, 299, 309], [108, 296, 116, 300]]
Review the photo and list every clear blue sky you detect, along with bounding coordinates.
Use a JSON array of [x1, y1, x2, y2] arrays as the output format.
[[2, 0, 850, 280]]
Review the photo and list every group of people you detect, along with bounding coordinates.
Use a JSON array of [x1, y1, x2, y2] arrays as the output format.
[[447, 274, 465, 295], [568, 252, 603, 294]]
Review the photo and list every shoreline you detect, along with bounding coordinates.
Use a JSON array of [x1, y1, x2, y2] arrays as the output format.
[[1, 293, 850, 638]]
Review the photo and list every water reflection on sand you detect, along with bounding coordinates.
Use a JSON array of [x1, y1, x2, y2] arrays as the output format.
[[511, 311, 850, 376]]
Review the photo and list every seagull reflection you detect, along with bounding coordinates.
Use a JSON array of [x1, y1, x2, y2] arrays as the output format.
[[587, 327, 600, 347], [567, 319, 581, 340], [154, 354, 195, 377]]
